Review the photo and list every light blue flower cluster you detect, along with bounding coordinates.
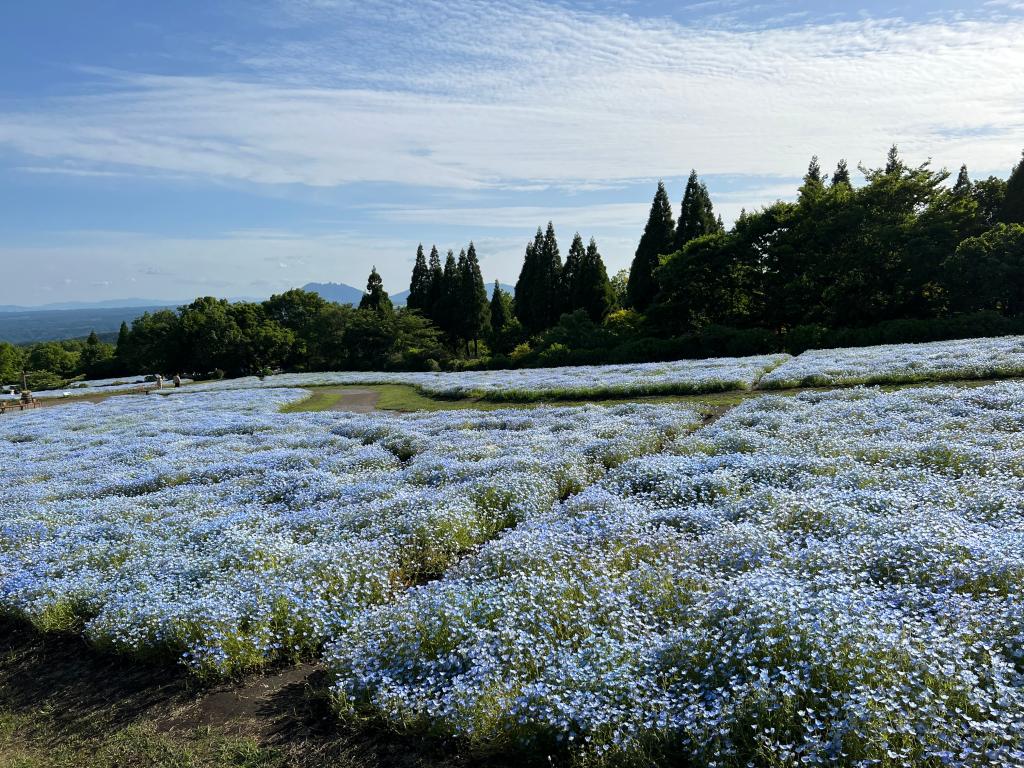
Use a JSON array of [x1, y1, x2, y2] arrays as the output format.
[[761, 334, 1024, 388], [183, 354, 789, 400], [0, 388, 697, 679], [29, 374, 151, 399], [329, 383, 1024, 766]]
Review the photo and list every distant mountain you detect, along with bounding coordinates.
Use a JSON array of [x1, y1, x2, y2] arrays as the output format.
[[0, 298, 188, 312], [0, 305, 174, 344], [301, 282, 365, 305]]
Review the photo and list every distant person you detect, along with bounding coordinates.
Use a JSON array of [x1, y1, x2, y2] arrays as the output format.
[[173, 374, 181, 388], [155, 374, 163, 389]]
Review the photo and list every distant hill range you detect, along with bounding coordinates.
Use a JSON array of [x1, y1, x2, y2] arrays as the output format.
[[1, 283, 519, 344], [0, 305, 175, 344], [302, 282, 516, 307]]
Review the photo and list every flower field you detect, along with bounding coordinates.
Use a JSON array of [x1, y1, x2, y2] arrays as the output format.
[[31, 375, 150, 398], [330, 382, 1024, 766], [0, 389, 697, 678], [761, 334, 1024, 388], [5, 375, 1024, 766], [183, 353, 789, 400]]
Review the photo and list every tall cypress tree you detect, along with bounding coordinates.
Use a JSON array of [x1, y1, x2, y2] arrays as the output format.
[[576, 237, 614, 322], [358, 266, 393, 312], [832, 159, 851, 187], [515, 227, 545, 332], [540, 221, 564, 326], [805, 156, 823, 184], [675, 170, 722, 250], [490, 280, 509, 334], [115, 321, 130, 366], [436, 249, 459, 337], [628, 181, 675, 310], [426, 245, 443, 321], [407, 244, 431, 312], [952, 164, 972, 196], [563, 233, 586, 313], [885, 144, 902, 175], [460, 242, 490, 355], [1000, 150, 1024, 225]]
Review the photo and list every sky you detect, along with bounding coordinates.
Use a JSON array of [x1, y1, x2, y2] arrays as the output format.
[[1, 0, 1023, 306]]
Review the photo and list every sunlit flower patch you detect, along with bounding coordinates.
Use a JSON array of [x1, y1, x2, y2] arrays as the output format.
[[0, 388, 697, 679], [330, 382, 1024, 766], [761, 334, 1024, 388]]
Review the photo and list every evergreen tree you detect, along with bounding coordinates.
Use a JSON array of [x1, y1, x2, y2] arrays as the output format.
[[1000, 150, 1024, 225], [563, 233, 586, 312], [116, 321, 130, 356], [575, 237, 614, 322], [426, 245, 444, 319], [460, 242, 490, 355], [675, 171, 721, 250], [490, 281, 509, 333], [832, 159, 851, 187], [407, 244, 432, 312], [358, 266, 393, 312], [885, 144, 902, 175], [540, 221, 564, 326], [805, 155, 823, 185], [515, 224, 562, 332], [628, 181, 675, 310], [437, 249, 460, 339], [514, 228, 544, 330], [952, 164, 972, 196]]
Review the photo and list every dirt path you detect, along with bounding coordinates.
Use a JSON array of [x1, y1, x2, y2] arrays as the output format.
[[326, 388, 379, 413]]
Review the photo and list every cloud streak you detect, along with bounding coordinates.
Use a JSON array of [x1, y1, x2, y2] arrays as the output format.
[[0, 2, 1022, 192]]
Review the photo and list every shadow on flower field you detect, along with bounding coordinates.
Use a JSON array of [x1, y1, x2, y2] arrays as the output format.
[[0, 616, 534, 768]]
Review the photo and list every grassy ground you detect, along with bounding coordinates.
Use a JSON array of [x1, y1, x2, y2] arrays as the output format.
[[280, 383, 758, 415], [0, 617, 522, 768], [279, 388, 346, 413]]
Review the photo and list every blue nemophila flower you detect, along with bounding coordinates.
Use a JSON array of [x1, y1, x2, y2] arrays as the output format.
[[0, 388, 697, 683], [328, 382, 1024, 766]]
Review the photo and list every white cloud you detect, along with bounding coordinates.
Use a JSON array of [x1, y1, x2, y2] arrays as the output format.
[[0, 3, 1021, 191]]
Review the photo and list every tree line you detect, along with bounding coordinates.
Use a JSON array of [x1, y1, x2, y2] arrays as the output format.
[[645, 147, 1024, 349], [5, 145, 1023, 387]]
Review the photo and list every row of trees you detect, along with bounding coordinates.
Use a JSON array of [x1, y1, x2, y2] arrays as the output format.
[[9, 146, 1024, 386], [644, 147, 1024, 337], [514, 226, 614, 332], [406, 243, 489, 353], [112, 288, 443, 378], [402, 228, 615, 353], [0, 332, 115, 390]]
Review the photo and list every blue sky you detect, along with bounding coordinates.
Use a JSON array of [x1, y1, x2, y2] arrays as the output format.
[[1, 0, 1023, 305]]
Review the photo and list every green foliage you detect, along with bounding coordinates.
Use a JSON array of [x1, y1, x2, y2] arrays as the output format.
[[27, 342, 80, 378], [564, 236, 613, 322], [1000, 149, 1024, 224], [514, 223, 564, 333], [357, 266, 393, 313], [831, 158, 851, 187], [489, 281, 509, 334], [628, 181, 675, 310], [944, 223, 1024, 315], [459, 242, 490, 354], [435, 249, 460, 339], [653, 147, 1006, 334], [674, 170, 722, 249], [0, 341, 25, 384], [609, 269, 629, 309], [406, 244, 432, 313], [24, 369, 65, 391]]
